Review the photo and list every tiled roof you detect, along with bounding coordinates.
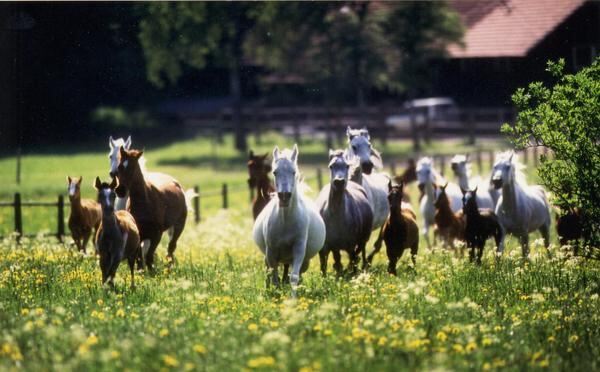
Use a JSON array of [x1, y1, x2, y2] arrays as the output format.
[[448, 0, 586, 58]]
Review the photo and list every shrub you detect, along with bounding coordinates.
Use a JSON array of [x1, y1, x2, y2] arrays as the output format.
[[503, 57, 600, 252]]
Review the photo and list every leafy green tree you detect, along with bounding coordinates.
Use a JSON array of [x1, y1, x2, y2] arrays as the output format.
[[503, 58, 600, 251], [138, 3, 257, 151]]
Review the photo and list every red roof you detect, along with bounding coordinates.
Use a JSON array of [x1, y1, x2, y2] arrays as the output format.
[[448, 0, 585, 58]]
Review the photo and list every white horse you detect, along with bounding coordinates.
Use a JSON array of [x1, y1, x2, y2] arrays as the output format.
[[108, 136, 132, 211], [253, 145, 326, 295], [416, 157, 462, 248], [450, 154, 496, 209], [346, 127, 392, 247], [491, 151, 551, 257]]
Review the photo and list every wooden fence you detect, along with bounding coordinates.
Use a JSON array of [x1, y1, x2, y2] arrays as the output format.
[[0, 147, 548, 241]]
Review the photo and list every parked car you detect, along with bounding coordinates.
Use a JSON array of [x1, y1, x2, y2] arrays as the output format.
[[385, 97, 457, 129]]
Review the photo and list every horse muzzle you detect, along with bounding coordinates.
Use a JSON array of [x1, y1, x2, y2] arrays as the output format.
[[361, 161, 374, 175], [450, 163, 458, 173], [278, 192, 292, 207], [332, 178, 346, 190], [492, 177, 503, 189]]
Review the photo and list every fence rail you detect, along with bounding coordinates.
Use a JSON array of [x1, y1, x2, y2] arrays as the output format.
[[0, 147, 548, 241]]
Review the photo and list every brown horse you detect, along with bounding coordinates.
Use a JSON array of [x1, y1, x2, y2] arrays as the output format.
[[462, 187, 504, 264], [380, 181, 419, 275], [248, 150, 275, 220], [67, 176, 101, 253], [556, 208, 582, 250], [116, 147, 188, 270], [94, 177, 140, 288], [434, 183, 465, 249]]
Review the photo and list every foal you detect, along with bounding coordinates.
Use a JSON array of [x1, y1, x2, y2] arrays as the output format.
[[117, 147, 188, 270], [434, 183, 465, 249], [381, 181, 419, 275], [94, 177, 141, 288], [67, 176, 101, 253], [556, 208, 582, 248], [248, 150, 275, 220], [462, 187, 504, 264]]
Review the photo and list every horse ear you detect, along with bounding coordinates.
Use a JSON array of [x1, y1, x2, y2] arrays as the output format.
[[94, 176, 102, 190], [346, 126, 352, 138], [460, 187, 467, 196], [248, 150, 254, 160], [473, 186, 478, 194], [124, 136, 132, 150], [109, 136, 115, 149], [272, 146, 280, 161], [442, 182, 448, 190], [328, 149, 335, 161], [133, 150, 143, 159], [509, 152, 514, 162], [120, 146, 128, 158], [361, 128, 370, 141], [67, 176, 72, 184], [109, 176, 118, 189], [291, 144, 298, 164], [77, 176, 83, 185]]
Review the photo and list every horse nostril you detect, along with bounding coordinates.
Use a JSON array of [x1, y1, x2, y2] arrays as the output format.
[[333, 179, 345, 187]]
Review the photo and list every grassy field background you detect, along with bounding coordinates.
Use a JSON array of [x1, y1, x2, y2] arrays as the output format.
[[1, 133, 598, 371]]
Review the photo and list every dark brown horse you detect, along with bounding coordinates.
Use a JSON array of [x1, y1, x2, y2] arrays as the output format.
[[248, 150, 275, 220], [393, 158, 417, 185], [434, 183, 465, 249], [94, 177, 140, 288], [67, 176, 101, 253], [380, 181, 419, 275], [462, 187, 503, 264], [556, 208, 582, 249], [117, 147, 188, 270]]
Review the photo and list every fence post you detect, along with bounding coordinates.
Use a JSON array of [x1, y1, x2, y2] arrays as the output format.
[[16, 147, 21, 185], [14, 193, 22, 241], [467, 110, 476, 145], [316, 168, 323, 191], [488, 150, 495, 171], [222, 183, 228, 209], [475, 151, 483, 174], [439, 155, 446, 177], [194, 185, 200, 223], [57, 195, 65, 242]]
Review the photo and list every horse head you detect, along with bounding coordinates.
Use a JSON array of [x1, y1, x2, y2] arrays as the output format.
[[462, 186, 479, 214], [491, 151, 515, 189], [66, 176, 83, 201], [450, 154, 469, 177], [108, 136, 131, 178], [387, 180, 404, 211], [416, 157, 437, 193], [328, 149, 355, 192], [346, 126, 382, 175], [272, 144, 299, 208], [116, 147, 143, 198], [434, 182, 449, 209], [94, 176, 118, 214], [247, 150, 271, 188]]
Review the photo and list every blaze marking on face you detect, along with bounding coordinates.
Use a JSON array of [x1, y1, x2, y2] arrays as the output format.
[[102, 189, 111, 207], [68, 182, 77, 196], [123, 160, 129, 169]]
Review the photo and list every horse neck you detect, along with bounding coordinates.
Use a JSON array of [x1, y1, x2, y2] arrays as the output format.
[[70, 195, 84, 214], [328, 184, 346, 209], [501, 177, 521, 213], [101, 210, 120, 236], [389, 203, 406, 224], [437, 197, 454, 219], [280, 182, 301, 218], [424, 180, 436, 200], [457, 172, 469, 190], [127, 166, 150, 202]]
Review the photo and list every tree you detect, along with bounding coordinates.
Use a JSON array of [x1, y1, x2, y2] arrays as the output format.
[[138, 3, 257, 151], [503, 58, 600, 252], [250, 2, 462, 150]]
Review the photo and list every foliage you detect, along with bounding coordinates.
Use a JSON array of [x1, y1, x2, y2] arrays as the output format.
[[91, 107, 159, 130], [0, 213, 599, 371], [503, 57, 600, 249]]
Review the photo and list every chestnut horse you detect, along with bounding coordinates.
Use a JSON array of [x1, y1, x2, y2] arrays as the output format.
[[117, 147, 188, 270], [434, 183, 465, 249], [67, 176, 101, 253]]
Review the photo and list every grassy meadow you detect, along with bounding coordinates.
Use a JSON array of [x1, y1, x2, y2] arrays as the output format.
[[0, 133, 598, 371]]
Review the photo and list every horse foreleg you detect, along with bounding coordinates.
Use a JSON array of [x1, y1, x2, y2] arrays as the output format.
[[290, 241, 307, 297], [370, 225, 385, 262], [520, 234, 530, 259], [332, 249, 344, 276], [410, 241, 418, 267], [422, 223, 431, 249], [359, 240, 368, 271], [282, 264, 290, 284], [81, 230, 91, 254], [319, 248, 329, 277], [167, 221, 185, 267], [539, 223, 551, 257]]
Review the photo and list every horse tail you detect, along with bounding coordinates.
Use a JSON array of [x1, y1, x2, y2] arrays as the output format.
[[184, 188, 199, 213]]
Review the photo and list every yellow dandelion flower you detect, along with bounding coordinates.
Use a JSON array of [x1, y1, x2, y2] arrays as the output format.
[[569, 335, 579, 343], [193, 344, 207, 354], [539, 359, 550, 367], [20, 308, 29, 316], [248, 323, 258, 331], [482, 337, 492, 346], [159, 329, 169, 338], [548, 336, 556, 343], [247, 356, 276, 368], [466, 341, 477, 353], [162, 354, 179, 367], [116, 309, 125, 318], [436, 331, 447, 342], [97, 299, 104, 306]]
